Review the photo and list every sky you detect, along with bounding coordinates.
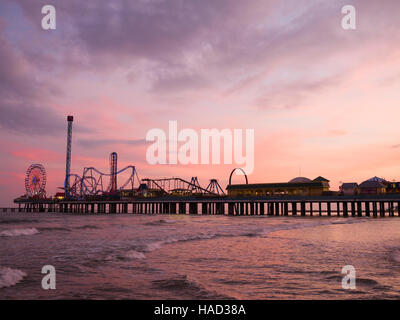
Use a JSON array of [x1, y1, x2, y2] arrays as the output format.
[[1, 0, 400, 206]]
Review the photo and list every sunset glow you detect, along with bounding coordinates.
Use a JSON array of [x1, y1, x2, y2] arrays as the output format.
[[1, 0, 400, 205]]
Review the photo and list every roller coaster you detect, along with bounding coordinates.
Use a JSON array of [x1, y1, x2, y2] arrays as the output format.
[[64, 152, 139, 199], [60, 116, 226, 200], [64, 152, 225, 199], [141, 177, 225, 197]]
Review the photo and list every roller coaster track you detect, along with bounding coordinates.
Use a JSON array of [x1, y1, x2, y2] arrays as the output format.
[[65, 165, 138, 199], [142, 177, 225, 196]]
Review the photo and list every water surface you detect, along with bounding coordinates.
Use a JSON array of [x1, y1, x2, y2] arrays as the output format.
[[1, 212, 400, 299]]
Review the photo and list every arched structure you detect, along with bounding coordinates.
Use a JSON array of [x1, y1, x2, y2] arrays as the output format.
[[228, 168, 248, 186]]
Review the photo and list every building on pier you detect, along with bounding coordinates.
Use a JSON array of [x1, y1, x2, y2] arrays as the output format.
[[226, 176, 330, 197], [385, 182, 400, 194], [340, 177, 398, 195], [339, 183, 359, 195], [358, 180, 386, 194], [55, 192, 65, 200]]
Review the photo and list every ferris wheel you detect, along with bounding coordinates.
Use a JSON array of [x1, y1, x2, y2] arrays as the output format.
[[25, 164, 47, 197]]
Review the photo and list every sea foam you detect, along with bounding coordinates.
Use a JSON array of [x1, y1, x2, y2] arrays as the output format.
[[0, 228, 39, 237], [0, 267, 27, 288], [125, 250, 146, 260]]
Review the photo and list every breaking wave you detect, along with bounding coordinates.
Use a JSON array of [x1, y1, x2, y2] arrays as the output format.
[[124, 250, 146, 260], [105, 218, 368, 265], [0, 267, 27, 288], [0, 228, 39, 237], [143, 233, 219, 253], [106, 250, 147, 262], [139, 218, 365, 254], [151, 274, 232, 299]]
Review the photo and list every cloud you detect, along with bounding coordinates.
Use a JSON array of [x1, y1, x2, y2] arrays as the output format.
[[12, 0, 248, 59], [77, 138, 148, 148], [0, 17, 96, 136], [2, 0, 400, 206], [11, 148, 63, 162], [255, 74, 342, 110], [8, 0, 400, 97], [151, 72, 209, 93], [327, 129, 347, 137], [5, 0, 287, 92], [0, 21, 65, 135], [0, 101, 66, 135]]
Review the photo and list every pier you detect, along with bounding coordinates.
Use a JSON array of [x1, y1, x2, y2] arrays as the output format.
[[13, 194, 400, 217], [15, 115, 400, 219]]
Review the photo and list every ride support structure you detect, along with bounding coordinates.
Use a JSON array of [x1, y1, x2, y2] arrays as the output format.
[[109, 152, 118, 193], [65, 115, 73, 191]]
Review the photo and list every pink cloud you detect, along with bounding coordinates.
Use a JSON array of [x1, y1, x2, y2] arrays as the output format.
[[2, 0, 400, 206]]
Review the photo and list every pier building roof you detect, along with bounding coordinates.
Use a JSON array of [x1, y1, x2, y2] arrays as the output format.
[[226, 181, 326, 190]]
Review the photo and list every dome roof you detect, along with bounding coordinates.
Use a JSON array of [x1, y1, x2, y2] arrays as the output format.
[[289, 177, 312, 183]]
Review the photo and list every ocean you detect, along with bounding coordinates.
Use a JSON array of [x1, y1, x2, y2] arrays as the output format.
[[1, 212, 400, 299]]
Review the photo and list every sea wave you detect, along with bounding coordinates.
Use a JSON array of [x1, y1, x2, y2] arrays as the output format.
[[0, 267, 27, 288], [391, 249, 400, 263], [151, 274, 232, 299], [104, 218, 368, 264], [139, 218, 365, 254], [106, 250, 147, 262], [0, 228, 39, 237], [124, 250, 146, 260], [75, 225, 100, 230], [38, 227, 71, 232], [0, 219, 39, 225], [144, 219, 175, 226], [143, 233, 219, 253], [264, 218, 366, 235]]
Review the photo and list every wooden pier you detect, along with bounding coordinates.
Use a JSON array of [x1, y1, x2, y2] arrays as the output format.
[[12, 194, 400, 217]]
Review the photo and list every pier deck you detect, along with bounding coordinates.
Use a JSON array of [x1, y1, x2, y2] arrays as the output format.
[[12, 194, 400, 217]]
